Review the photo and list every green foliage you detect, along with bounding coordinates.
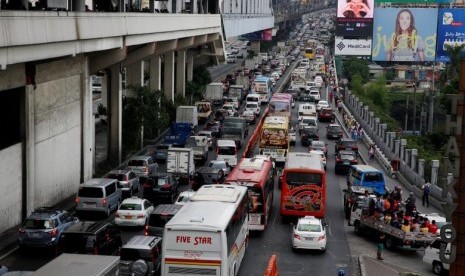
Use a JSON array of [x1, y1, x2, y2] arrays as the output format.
[[343, 57, 370, 83], [349, 74, 364, 95], [404, 135, 444, 162], [384, 69, 396, 81], [365, 75, 388, 109]]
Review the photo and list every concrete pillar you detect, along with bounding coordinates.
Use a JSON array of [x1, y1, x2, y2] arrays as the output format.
[[374, 118, 380, 135], [164, 51, 175, 102], [431, 160, 440, 186], [394, 139, 400, 157], [251, 41, 260, 54], [418, 159, 425, 178], [405, 149, 411, 165], [101, 73, 109, 109], [81, 58, 94, 181], [411, 149, 418, 172], [369, 112, 375, 128], [25, 85, 35, 217], [126, 61, 145, 96], [109, 65, 123, 165], [149, 55, 162, 92], [400, 139, 407, 160], [380, 124, 387, 141], [176, 50, 186, 97], [364, 106, 369, 121], [187, 52, 194, 82]]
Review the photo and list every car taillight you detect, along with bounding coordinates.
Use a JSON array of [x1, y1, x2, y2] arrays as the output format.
[[19, 228, 25, 234], [161, 184, 172, 191], [293, 233, 301, 240], [145, 225, 149, 236], [50, 228, 58, 237], [318, 235, 325, 241], [137, 214, 144, 219], [115, 212, 120, 218], [143, 183, 152, 190], [75, 197, 79, 204], [144, 167, 148, 173], [102, 198, 107, 206]]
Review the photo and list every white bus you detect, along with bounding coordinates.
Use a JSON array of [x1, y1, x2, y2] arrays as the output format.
[[161, 185, 249, 276]]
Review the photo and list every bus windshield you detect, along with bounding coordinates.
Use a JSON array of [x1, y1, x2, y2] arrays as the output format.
[[285, 172, 322, 186], [269, 102, 290, 112]]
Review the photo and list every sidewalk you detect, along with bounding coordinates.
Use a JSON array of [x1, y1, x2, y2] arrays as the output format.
[[359, 255, 421, 276]]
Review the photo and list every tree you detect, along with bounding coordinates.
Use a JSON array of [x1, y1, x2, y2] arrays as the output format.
[[366, 75, 388, 109], [443, 44, 465, 83], [344, 57, 370, 83]]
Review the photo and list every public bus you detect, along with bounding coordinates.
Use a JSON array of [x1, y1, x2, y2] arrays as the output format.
[[280, 152, 326, 218], [258, 116, 290, 163], [304, 47, 315, 60], [225, 157, 274, 231], [253, 76, 272, 103], [315, 45, 325, 57], [161, 185, 249, 276], [268, 93, 292, 119]]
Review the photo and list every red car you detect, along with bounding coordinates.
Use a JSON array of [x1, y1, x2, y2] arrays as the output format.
[[318, 107, 335, 122]]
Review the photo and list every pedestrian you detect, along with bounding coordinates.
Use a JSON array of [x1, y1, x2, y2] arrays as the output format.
[[329, 91, 334, 103], [377, 232, 385, 260], [422, 181, 431, 207], [337, 100, 342, 113], [368, 144, 375, 160], [404, 192, 416, 217]]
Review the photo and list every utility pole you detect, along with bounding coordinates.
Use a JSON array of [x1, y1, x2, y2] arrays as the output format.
[[428, 63, 436, 133], [412, 69, 418, 135], [404, 91, 409, 132]]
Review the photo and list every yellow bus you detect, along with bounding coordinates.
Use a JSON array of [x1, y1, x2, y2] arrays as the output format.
[[258, 116, 290, 163], [304, 47, 315, 60]]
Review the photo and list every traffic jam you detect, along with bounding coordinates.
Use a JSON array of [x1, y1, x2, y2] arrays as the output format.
[[1, 8, 447, 276]]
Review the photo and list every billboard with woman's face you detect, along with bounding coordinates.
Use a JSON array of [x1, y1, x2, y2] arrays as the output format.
[[372, 8, 438, 62]]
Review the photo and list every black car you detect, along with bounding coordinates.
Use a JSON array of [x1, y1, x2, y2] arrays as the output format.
[[300, 126, 319, 146], [335, 138, 359, 155], [204, 121, 223, 137], [141, 173, 180, 204], [335, 150, 359, 174], [214, 109, 229, 123], [120, 235, 162, 276], [326, 124, 343, 140], [58, 221, 122, 256], [192, 167, 225, 191]]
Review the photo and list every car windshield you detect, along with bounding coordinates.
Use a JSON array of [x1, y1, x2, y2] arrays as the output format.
[[329, 126, 341, 131], [298, 223, 321, 232], [312, 141, 325, 147], [209, 162, 224, 169], [23, 219, 55, 229], [340, 154, 355, 160], [120, 248, 152, 261], [78, 187, 103, 198], [128, 160, 145, 166], [106, 173, 127, 181], [119, 203, 142, 211]]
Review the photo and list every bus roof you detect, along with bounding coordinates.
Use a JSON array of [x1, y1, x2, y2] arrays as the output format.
[[225, 158, 273, 185], [254, 76, 270, 82], [263, 116, 289, 125], [190, 184, 247, 203], [285, 152, 323, 171], [165, 201, 237, 231], [271, 93, 292, 100], [351, 165, 382, 173]]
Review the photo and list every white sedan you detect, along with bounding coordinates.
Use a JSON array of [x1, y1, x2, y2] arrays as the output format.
[[316, 100, 330, 112], [292, 216, 327, 252], [115, 197, 154, 227]]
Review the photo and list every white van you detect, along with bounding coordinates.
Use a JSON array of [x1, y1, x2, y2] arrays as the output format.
[[216, 140, 238, 167], [314, 75, 323, 88], [298, 103, 317, 120], [300, 59, 310, 70], [246, 93, 261, 105], [423, 238, 450, 275], [245, 101, 260, 115]]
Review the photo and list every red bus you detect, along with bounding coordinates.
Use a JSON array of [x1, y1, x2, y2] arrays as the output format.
[[280, 152, 326, 218], [268, 93, 292, 120], [225, 157, 274, 231]]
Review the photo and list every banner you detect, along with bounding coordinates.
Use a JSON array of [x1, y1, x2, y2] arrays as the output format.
[[375, 0, 437, 3], [372, 8, 438, 62], [335, 37, 372, 56], [336, 0, 374, 37], [436, 8, 465, 62]]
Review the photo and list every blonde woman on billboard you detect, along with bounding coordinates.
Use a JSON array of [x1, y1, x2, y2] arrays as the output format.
[[387, 9, 425, 62], [342, 0, 371, 18]]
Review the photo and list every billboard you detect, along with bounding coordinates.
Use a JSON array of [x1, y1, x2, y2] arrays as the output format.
[[243, 29, 273, 41], [335, 37, 372, 56], [375, 0, 437, 3], [336, 0, 374, 37], [436, 8, 465, 62], [372, 8, 438, 62]]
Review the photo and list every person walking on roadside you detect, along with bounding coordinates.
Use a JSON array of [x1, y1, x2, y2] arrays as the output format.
[[368, 144, 375, 161], [422, 181, 431, 207], [377, 232, 385, 260]]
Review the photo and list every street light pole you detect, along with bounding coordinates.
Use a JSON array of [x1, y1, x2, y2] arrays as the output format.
[[404, 92, 409, 132], [428, 63, 436, 133]]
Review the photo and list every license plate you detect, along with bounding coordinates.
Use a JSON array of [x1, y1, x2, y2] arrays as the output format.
[[31, 233, 41, 238], [125, 216, 133, 220], [343, 161, 350, 165], [305, 237, 314, 241], [83, 203, 96, 208]]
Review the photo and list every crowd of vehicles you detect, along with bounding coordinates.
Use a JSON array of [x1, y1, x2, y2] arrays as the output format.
[[4, 9, 447, 276]]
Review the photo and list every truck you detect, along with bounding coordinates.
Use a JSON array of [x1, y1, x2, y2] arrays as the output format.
[[203, 83, 223, 105], [290, 68, 307, 91], [348, 193, 437, 250], [176, 106, 198, 127], [228, 84, 246, 104], [166, 147, 195, 185], [236, 76, 250, 92], [185, 136, 209, 164], [195, 101, 212, 123], [221, 117, 248, 148], [163, 122, 192, 147], [31, 253, 120, 276]]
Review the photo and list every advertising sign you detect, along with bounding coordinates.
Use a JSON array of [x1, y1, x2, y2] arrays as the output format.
[[436, 8, 465, 62], [243, 29, 273, 41], [372, 8, 438, 62], [336, 0, 374, 37], [335, 37, 372, 56], [375, 0, 437, 3]]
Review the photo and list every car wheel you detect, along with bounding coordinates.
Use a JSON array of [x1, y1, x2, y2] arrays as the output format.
[[432, 261, 443, 275], [384, 237, 394, 250]]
